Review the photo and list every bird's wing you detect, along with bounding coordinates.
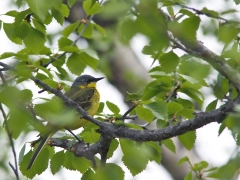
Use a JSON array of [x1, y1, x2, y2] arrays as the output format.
[[64, 87, 95, 112]]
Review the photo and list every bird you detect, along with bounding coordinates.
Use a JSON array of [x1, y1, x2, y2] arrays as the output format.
[[27, 74, 104, 170]]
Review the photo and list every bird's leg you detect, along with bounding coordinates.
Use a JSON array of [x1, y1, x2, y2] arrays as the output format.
[[66, 128, 82, 142]]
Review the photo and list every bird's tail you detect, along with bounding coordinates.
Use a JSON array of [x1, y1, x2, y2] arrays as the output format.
[[27, 133, 52, 170]]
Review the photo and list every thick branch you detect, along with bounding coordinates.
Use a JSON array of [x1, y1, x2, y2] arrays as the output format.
[[163, 9, 240, 89], [99, 97, 237, 141], [178, 39, 240, 89]]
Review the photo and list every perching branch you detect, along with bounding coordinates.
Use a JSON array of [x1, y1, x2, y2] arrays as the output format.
[[31, 71, 238, 142], [0, 60, 236, 142]]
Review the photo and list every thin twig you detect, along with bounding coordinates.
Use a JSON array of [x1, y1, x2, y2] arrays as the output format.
[[121, 104, 137, 122], [0, 72, 19, 180], [115, 115, 137, 120], [166, 81, 181, 102], [66, 128, 82, 142]]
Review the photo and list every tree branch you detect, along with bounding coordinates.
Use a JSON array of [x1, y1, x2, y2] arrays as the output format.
[[101, 96, 237, 141], [164, 10, 240, 89], [1, 61, 236, 143]]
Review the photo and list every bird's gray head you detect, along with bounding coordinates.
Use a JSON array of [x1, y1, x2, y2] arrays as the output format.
[[71, 74, 104, 88]]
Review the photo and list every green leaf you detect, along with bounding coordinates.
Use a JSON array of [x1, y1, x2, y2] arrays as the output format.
[[177, 156, 189, 166], [61, 4, 70, 17], [32, 147, 50, 174], [201, 7, 219, 17], [106, 101, 120, 114], [51, 8, 64, 25], [126, 91, 142, 101], [4, 10, 19, 17], [162, 139, 176, 153], [0, 52, 16, 59], [167, 6, 174, 17], [14, 22, 30, 39], [206, 99, 218, 112], [82, 128, 100, 143], [178, 131, 196, 150], [23, 27, 46, 53], [144, 101, 168, 120], [79, 51, 99, 70], [62, 21, 80, 37], [167, 102, 183, 115], [97, 102, 104, 114], [168, 14, 200, 41], [3, 23, 22, 44], [100, 0, 130, 20], [19, 150, 36, 179], [218, 121, 226, 136], [158, 51, 179, 73], [94, 23, 105, 35], [144, 141, 162, 163], [0, 87, 32, 138], [77, 23, 94, 39], [93, 163, 125, 180], [26, 0, 62, 21], [192, 161, 209, 171], [135, 105, 154, 122], [52, 54, 66, 67], [83, 0, 104, 16], [66, 53, 87, 75], [215, 156, 240, 179], [181, 15, 200, 40], [213, 75, 229, 99], [82, 168, 95, 180], [62, 151, 75, 170], [16, 0, 23, 8], [19, 144, 26, 164], [58, 37, 73, 49], [184, 171, 193, 180], [32, 18, 46, 34], [107, 139, 119, 159], [179, 87, 204, 105], [218, 24, 238, 44], [179, 56, 211, 80], [72, 157, 91, 173], [50, 150, 65, 175], [68, 0, 76, 7], [120, 139, 148, 176], [61, 46, 81, 53], [234, 0, 240, 4], [42, 79, 58, 89]]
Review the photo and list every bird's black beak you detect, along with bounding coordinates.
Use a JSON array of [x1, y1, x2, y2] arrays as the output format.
[[94, 77, 104, 82]]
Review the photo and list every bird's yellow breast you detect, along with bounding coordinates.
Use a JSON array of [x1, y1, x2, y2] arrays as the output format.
[[66, 88, 100, 130]]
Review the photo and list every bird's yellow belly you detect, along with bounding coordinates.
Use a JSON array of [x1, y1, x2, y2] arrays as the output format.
[[66, 90, 100, 130]]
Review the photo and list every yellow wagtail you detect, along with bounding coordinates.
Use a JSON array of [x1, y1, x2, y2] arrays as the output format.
[[27, 74, 104, 169]]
